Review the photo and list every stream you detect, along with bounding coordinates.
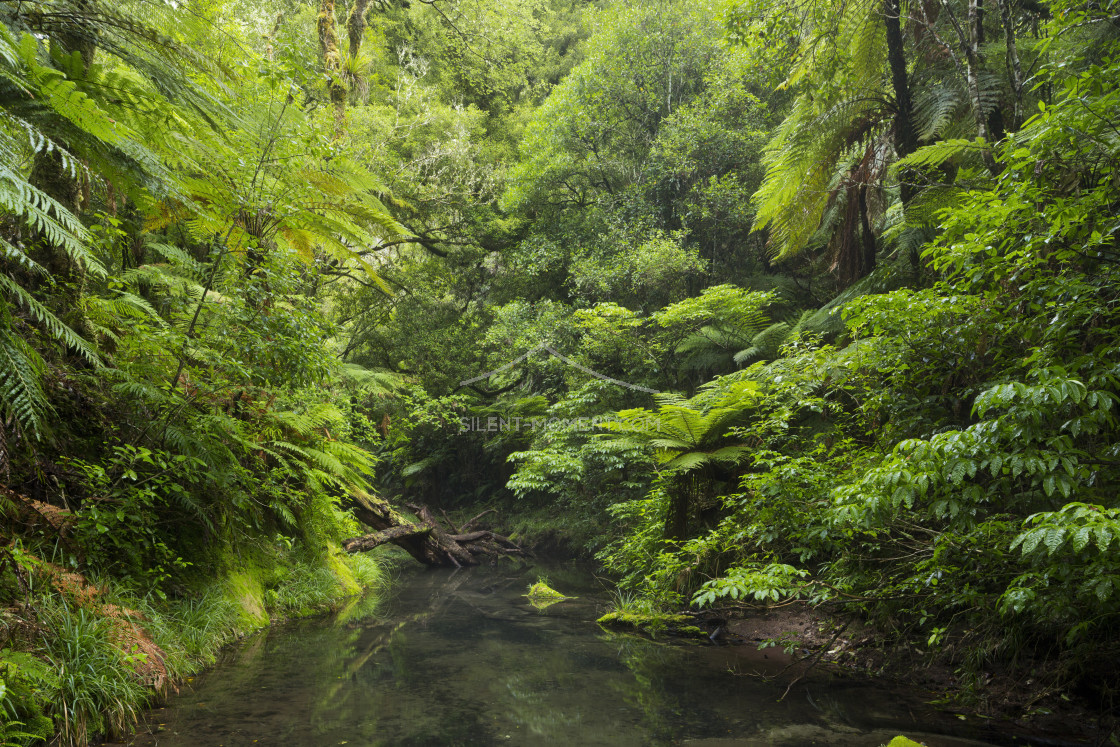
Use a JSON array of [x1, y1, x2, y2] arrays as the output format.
[[124, 562, 1038, 746]]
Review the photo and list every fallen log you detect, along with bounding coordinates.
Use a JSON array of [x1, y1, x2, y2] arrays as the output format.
[[342, 494, 531, 566], [344, 493, 444, 565], [343, 524, 430, 553]]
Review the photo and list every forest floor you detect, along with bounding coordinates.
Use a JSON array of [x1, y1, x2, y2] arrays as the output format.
[[725, 604, 1116, 747]]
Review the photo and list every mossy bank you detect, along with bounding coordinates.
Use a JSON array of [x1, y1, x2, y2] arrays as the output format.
[[0, 540, 393, 746]]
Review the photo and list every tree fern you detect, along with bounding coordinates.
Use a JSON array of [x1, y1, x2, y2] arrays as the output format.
[[0, 160, 98, 271], [338, 363, 407, 395], [753, 91, 886, 261]]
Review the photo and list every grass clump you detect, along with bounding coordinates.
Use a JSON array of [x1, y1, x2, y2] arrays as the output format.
[[134, 587, 240, 676], [271, 563, 346, 615], [347, 552, 389, 590], [39, 599, 149, 746]]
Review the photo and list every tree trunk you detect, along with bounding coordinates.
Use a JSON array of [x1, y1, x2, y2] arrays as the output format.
[[858, 184, 877, 277], [343, 523, 430, 552], [664, 485, 689, 545], [318, 0, 347, 137], [965, 0, 1002, 174], [345, 493, 444, 564], [347, 0, 373, 59], [997, 0, 1024, 131], [883, 0, 917, 204], [345, 0, 373, 100]]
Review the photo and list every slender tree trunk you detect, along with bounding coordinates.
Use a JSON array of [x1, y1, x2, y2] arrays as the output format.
[[965, 0, 1002, 173], [997, 0, 1024, 131], [345, 0, 373, 100], [265, 12, 283, 62], [884, 0, 917, 204], [318, 0, 347, 137]]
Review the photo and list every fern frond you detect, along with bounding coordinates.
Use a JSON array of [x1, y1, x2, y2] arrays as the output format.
[[85, 291, 168, 329], [734, 321, 793, 365], [0, 163, 103, 274], [913, 80, 966, 142], [338, 363, 406, 394], [894, 139, 986, 170], [0, 274, 100, 365], [0, 326, 52, 439]]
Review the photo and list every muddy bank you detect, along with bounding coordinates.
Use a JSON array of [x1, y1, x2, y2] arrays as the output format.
[[722, 604, 1115, 746]]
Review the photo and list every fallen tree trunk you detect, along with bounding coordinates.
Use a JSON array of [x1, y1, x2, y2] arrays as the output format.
[[343, 523, 430, 553], [342, 494, 530, 566]]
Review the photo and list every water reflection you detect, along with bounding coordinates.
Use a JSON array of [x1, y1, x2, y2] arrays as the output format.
[[125, 563, 1004, 746]]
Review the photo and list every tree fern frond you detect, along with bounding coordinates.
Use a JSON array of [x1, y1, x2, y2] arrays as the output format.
[[0, 163, 102, 273], [338, 363, 406, 394], [0, 274, 100, 365], [894, 138, 985, 170], [734, 321, 793, 365], [84, 291, 168, 329], [0, 236, 48, 276], [143, 241, 203, 274], [0, 326, 52, 439], [913, 80, 966, 142]]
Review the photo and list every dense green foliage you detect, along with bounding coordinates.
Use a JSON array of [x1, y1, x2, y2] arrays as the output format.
[[2, 0, 1120, 741], [353, 0, 1120, 714]]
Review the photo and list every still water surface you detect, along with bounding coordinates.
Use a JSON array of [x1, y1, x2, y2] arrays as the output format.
[[127, 563, 1016, 746]]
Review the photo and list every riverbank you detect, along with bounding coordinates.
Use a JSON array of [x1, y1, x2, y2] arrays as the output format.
[[471, 500, 1118, 745], [0, 541, 394, 746], [715, 604, 1112, 746]]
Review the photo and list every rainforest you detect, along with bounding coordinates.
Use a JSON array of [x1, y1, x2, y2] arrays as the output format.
[[1, 0, 1119, 744]]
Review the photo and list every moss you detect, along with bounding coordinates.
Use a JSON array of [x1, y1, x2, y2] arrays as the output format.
[[526, 581, 572, 610], [885, 739, 925, 747], [596, 611, 709, 639], [526, 582, 566, 601], [597, 611, 691, 628], [326, 542, 362, 597], [225, 570, 270, 629]]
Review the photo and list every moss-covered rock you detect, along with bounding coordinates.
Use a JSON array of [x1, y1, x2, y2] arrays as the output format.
[[597, 610, 690, 627], [674, 625, 711, 639], [596, 612, 713, 640], [598, 610, 687, 631], [526, 581, 572, 610]]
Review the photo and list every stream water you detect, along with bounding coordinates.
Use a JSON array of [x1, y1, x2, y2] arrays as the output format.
[[124, 562, 1036, 746]]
